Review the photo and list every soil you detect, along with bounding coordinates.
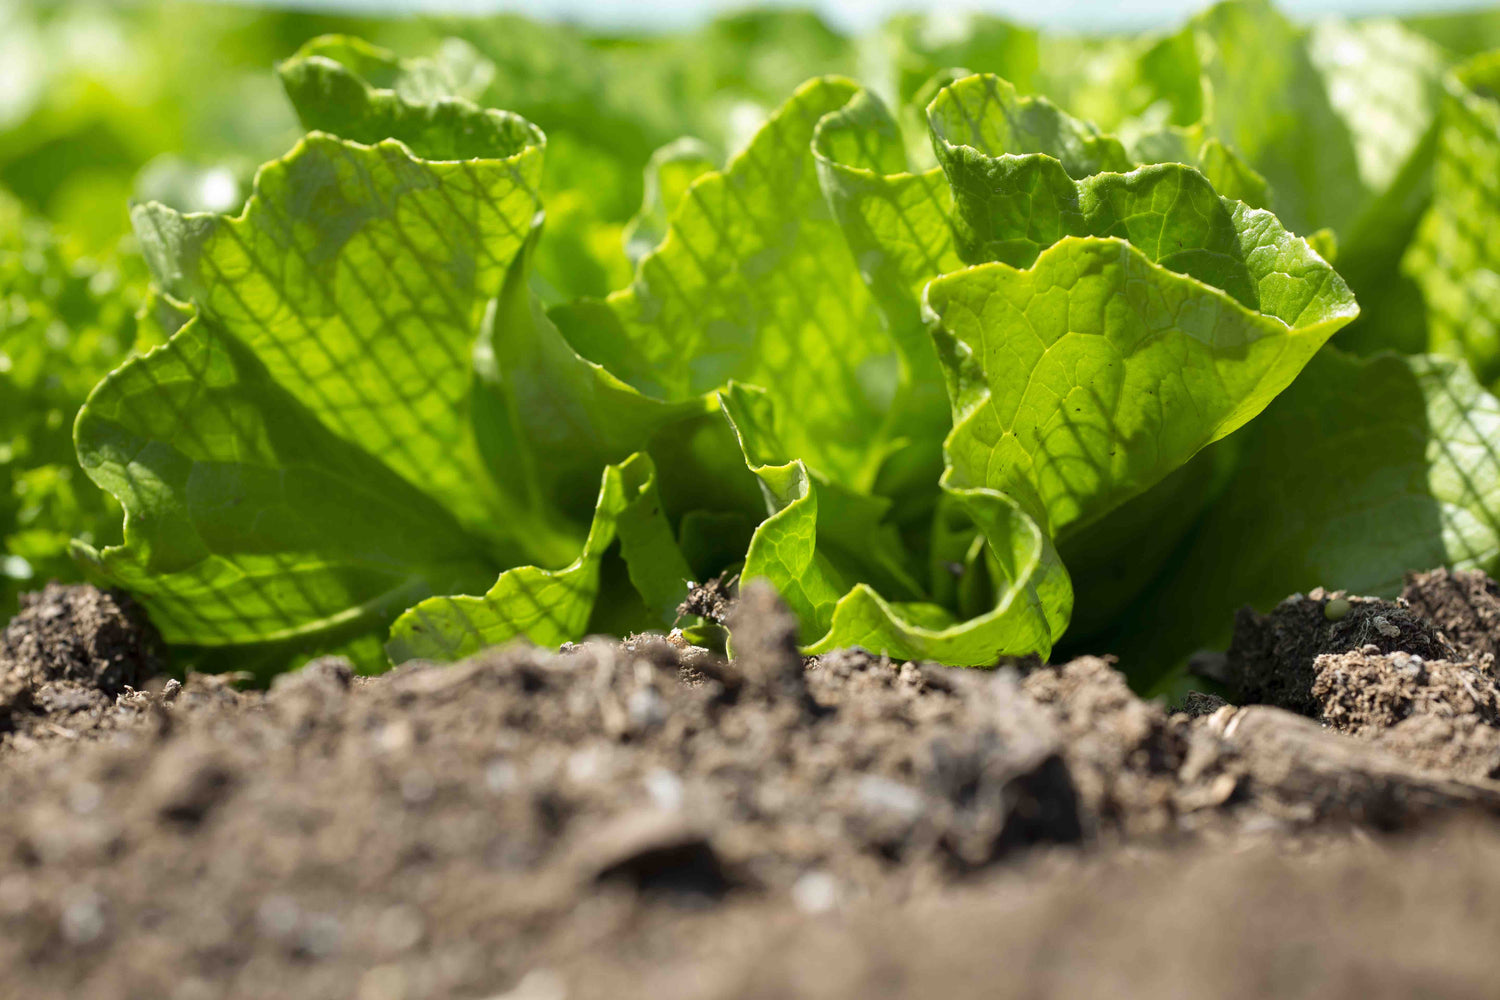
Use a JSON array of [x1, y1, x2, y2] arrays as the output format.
[[4, 576, 1500, 998]]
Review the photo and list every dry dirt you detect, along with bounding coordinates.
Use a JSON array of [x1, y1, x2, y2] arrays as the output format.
[[3, 574, 1500, 999]]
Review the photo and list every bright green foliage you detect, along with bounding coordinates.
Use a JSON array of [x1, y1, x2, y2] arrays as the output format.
[[811, 73, 1352, 649], [809, 88, 955, 516], [3, 0, 1496, 687], [1162, 0, 1364, 237], [929, 232, 1357, 538], [75, 314, 497, 650], [920, 72, 1359, 539], [1405, 53, 1500, 385], [1052, 1, 1444, 242], [126, 124, 544, 547], [723, 382, 1067, 663], [623, 139, 719, 265], [927, 75, 1275, 269], [74, 56, 706, 668], [0, 192, 144, 612], [556, 77, 901, 491], [1021, 3, 1445, 359], [801, 473, 1072, 663], [387, 452, 688, 662]]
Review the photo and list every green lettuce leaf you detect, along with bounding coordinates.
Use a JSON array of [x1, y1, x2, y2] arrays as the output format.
[[1030, 3, 1444, 306], [52, 15, 1491, 683], [1404, 52, 1500, 385], [128, 123, 544, 552], [807, 69, 1348, 653], [928, 233, 1357, 540], [809, 75, 1266, 525], [75, 314, 497, 652], [927, 74, 1274, 271], [722, 383, 922, 611], [1304, 17, 1448, 356], [920, 71, 1356, 545], [622, 138, 719, 265], [723, 383, 1068, 663], [387, 452, 686, 662], [800, 471, 1071, 663], [280, 35, 493, 112], [810, 87, 956, 517], [552, 77, 903, 491], [472, 230, 716, 536]]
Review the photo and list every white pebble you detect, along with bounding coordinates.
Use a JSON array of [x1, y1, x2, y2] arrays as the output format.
[[644, 768, 684, 812], [791, 871, 839, 914], [374, 720, 413, 754], [858, 775, 924, 820], [485, 760, 519, 794], [60, 888, 106, 945], [627, 687, 666, 729]]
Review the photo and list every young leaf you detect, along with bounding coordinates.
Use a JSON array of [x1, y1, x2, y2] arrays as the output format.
[[471, 224, 717, 537], [80, 43, 733, 671], [129, 123, 544, 550], [553, 77, 903, 491], [927, 234, 1358, 540], [810, 88, 957, 516], [724, 383, 1068, 663], [802, 469, 1072, 663], [386, 452, 684, 662], [927, 75, 1273, 273], [78, 67, 565, 663]]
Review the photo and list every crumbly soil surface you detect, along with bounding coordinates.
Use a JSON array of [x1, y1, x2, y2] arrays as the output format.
[[5, 576, 1500, 998]]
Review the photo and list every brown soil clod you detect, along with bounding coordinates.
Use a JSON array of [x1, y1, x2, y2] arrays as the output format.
[[1180, 690, 1230, 718], [677, 572, 737, 626], [1222, 588, 1452, 715], [0, 583, 165, 739], [1401, 567, 1500, 662], [571, 811, 731, 898], [1310, 651, 1500, 781], [726, 579, 810, 708]]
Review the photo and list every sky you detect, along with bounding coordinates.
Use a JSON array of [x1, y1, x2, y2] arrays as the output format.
[[213, 0, 1491, 33]]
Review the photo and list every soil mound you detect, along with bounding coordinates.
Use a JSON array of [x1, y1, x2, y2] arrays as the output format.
[[1217, 577, 1500, 783], [1401, 567, 1500, 662], [0, 583, 164, 740], [4, 579, 1500, 998], [1222, 588, 1452, 714]]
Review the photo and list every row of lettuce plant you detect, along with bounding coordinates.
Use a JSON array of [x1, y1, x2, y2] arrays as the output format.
[[3, 1, 1496, 689]]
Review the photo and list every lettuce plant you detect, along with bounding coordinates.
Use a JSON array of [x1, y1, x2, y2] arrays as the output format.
[[42, 2, 1500, 688]]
